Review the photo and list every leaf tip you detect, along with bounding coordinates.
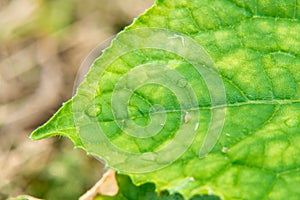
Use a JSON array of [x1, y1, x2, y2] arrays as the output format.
[[29, 124, 55, 140]]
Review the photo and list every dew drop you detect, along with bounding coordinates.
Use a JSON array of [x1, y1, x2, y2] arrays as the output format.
[[85, 104, 102, 117], [120, 119, 126, 129], [141, 153, 156, 161], [222, 147, 228, 153], [285, 118, 298, 127], [184, 112, 191, 123], [177, 79, 188, 88], [95, 106, 102, 115], [128, 105, 139, 115], [168, 34, 185, 46], [194, 122, 199, 131]]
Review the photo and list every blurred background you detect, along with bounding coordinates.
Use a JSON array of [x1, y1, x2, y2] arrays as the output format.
[[0, 0, 154, 199]]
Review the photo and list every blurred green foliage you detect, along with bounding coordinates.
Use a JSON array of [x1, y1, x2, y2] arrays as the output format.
[[25, 141, 104, 200], [1, 0, 75, 43], [37, 0, 75, 34]]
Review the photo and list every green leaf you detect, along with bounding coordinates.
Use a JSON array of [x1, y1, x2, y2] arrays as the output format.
[[31, 0, 300, 199], [95, 174, 220, 200], [31, 100, 83, 148], [94, 174, 184, 200]]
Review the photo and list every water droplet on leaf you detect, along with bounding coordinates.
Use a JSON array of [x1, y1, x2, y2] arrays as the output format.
[[184, 112, 191, 123], [128, 105, 139, 115], [208, 188, 214, 195], [285, 118, 298, 127], [222, 147, 228, 153], [85, 104, 102, 117], [141, 153, 156, 161], [194, 122, 199, 131], [177, 79, 188, 88]]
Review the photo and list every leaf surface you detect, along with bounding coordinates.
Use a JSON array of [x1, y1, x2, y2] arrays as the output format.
[[31, 0, 300, 199]]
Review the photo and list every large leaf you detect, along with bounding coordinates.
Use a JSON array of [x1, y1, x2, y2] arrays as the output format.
[[31, 0, 300, 199]]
